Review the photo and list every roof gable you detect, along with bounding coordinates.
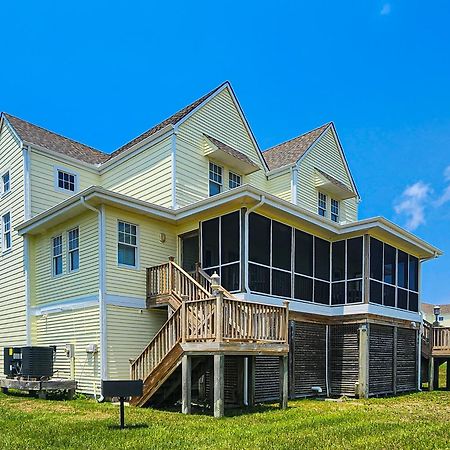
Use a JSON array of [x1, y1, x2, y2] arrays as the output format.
[[2, 113, 109, 165], [108, 82, 228, 160], [263, 123, 330, 170]]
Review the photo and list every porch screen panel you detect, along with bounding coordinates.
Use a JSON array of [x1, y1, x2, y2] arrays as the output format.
[[369, 237, 420, 312], [201, 211, 240, 292]]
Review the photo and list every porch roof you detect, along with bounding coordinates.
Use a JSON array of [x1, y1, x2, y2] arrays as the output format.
[[16, 184, 442, 259]]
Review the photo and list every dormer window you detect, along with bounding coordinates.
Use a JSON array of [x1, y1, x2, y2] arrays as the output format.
[[229, 172, 241, 189], [55, 167, 78, 193], [318, 192, 327, 217], [209, 162, 223, 196], [331, 199, 339, 222]]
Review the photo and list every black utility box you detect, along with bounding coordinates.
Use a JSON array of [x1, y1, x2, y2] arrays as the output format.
[[102, 380, 143, 398], [4, 346, 54, 378]]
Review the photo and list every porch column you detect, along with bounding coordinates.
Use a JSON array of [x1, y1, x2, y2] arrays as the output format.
[[358, 323, 369, 399], [279, 355, 288, 409], [446, 359, 450, 390], [214, 354, 225, 418], [433, 359, 440, 390], [429, 356, 435, 391], [181, 354, 191, 414], [248, 356, 256, 407]]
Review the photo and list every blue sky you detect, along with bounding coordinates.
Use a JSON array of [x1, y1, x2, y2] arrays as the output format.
[[1, 1, 449, 303]]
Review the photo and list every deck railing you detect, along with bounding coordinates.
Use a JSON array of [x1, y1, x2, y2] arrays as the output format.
[[147, 259, 211, 303], [432, 326, 450, 356]]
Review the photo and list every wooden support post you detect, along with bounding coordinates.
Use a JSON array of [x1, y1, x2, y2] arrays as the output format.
[[215, 291, 223, 343], [358, 323, 369, 399], [279, 355, 288, 409], [213, 354, 224, 418], [433, 359, 440, 390], [248, 356, 256, 407], [181, 299, 187, 344], [181, 354, 191, 414], [393, 326, 398, 395], [446, 359, 450, 391], [429, 356, 435, 391]]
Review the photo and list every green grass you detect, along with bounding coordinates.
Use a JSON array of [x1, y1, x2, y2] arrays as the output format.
[[0, 391, 449, 449]]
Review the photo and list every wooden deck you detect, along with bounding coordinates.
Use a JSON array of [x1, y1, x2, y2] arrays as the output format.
[[423, 321, 450, 358], [131, 259, 289, 414]]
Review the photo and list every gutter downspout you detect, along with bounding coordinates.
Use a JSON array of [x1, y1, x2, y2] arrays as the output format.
[[171, 126, 178, 209], [81, 197, 106, 399], [244, 195, 266, 294]]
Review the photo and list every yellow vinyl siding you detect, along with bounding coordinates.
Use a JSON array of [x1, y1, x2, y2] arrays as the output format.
[[297, 127, 358, 222], [33, 306, 100, 394], [101, 137, 173, 207], [0, 122, 26, 375], [267, 171, 292, 202], [31, 210, 99, 306], [106, 305, 167, 379], [176, 88, 267, 207], [29, 150, 100, 216], [105, 206, 177, 298]]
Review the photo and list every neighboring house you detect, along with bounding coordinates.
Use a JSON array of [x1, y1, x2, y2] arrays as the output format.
[[0, 81, 442, 411], [422, 303, 450, 326]]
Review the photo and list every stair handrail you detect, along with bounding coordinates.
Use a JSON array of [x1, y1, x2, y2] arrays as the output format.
[[130, 307, 181, 381], [195, 264, 237, 299]]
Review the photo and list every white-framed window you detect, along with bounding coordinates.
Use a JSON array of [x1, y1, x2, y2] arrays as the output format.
[[1, 170, 10, 196], [2, 212, 12, 253], [118, 220, 138, 268], [54, 167, 78, 193], [228, 172, 242, 189], [209, 162, 223, 196], [52, 235, 63, 276], [67, 227, 79, 272], [331, 199, 339, 222], [318, 192, 327, 217]]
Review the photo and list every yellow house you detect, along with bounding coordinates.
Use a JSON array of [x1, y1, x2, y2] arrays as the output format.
[[0, 82, 443, 415]]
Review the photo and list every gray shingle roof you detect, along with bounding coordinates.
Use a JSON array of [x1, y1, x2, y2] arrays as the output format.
[[262, 123, 330, 170], [3, 113, 109, 165], [109, 82, 227, 159], [204, 134, 259, 168]]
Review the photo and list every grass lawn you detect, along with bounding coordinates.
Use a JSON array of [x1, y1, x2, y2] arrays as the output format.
[[0, 391, 449, 449]]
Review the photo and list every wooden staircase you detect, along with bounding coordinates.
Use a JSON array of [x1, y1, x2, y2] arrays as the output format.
[[130, 259, 289, 407]]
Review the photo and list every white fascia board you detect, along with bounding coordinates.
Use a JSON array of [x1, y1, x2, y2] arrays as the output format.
[[99, 125, 174, 173], [1, 115, 23, 147]]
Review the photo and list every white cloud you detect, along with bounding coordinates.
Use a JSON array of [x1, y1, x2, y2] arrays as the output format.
[[444, 165, 450, 181], [394, 181, 432, 230], [436, 166, 450, 206], [380, 3, 391, 15]]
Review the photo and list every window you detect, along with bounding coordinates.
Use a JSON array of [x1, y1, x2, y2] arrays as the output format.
[[118, 221, 138, 268], [56, 169, 77, 192], [229, 172, 241, 189], [331, 199, 339, 222], [1, 171, 10, 195], [52, 235, 63, 276], [67, 228, 79, 272], [2, 212, 12, 252], [202, 211, 240, 292], [318, 192, 327, 217], [369, 237, 420, 312], [209, 162, 223, 196]]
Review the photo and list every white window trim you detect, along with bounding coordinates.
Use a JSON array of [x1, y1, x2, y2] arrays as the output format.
[[1, 210, 12, 254], [318, 192, 327, 217], [1, 168, 11, 198], [228, 171, 242, 190], [117, 220, 140, 270], [54, 166, 80, 194], [51, 234, 64, 278], [67, 227, 80, 273], [331, 198, 340, 223], [209, 162, 223, 196]]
